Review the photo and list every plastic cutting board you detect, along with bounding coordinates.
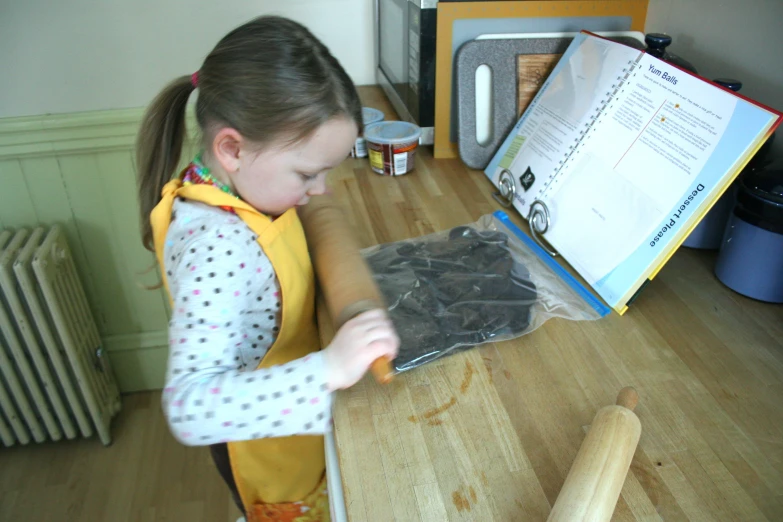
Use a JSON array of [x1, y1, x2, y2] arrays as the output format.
[[455, 31, 645, 170]]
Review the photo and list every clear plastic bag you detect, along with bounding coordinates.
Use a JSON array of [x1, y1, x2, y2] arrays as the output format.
[[361, 211, 608, 373]]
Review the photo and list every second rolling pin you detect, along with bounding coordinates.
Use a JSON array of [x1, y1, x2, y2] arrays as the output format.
[[299, 193, 394, 384], [547, 387, 642, 522]]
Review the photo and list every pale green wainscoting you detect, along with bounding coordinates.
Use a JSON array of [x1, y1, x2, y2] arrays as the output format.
[[0, 108, 199, 392]]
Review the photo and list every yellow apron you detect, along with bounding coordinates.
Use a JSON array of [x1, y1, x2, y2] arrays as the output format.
[[151, 179, 329, 521]]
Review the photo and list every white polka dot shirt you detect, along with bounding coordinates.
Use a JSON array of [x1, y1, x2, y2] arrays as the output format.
[[161, 198, 333, 445]]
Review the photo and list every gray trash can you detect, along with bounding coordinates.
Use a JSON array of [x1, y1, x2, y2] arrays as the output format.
[[715, 166, 783, 303]]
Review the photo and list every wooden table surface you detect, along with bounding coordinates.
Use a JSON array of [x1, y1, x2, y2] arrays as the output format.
[[316, 86, 783, 522]]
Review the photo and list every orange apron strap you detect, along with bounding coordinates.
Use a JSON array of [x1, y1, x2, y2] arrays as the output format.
[[150, 179, 183, 298]]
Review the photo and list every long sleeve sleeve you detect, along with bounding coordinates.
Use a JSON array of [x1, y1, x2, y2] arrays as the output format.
[[160, 203, 333, 445]]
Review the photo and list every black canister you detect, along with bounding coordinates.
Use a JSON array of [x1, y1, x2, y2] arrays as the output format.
[[733, 166, 783, 236], [715, 166, 783, 302]]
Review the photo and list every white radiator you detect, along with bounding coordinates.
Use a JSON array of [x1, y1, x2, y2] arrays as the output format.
[[0, 225, 121, 447]]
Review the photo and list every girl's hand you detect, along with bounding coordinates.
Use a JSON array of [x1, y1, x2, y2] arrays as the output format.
[[323, 309, 399, 390]]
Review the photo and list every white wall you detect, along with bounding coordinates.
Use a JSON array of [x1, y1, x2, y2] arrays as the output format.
[[0, 0, 375, 118], [3, 0, 782, 157], [645, 0, 783, 158]]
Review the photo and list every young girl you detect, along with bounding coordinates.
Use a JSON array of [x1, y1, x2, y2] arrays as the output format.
[[135, 16, 399, 522]]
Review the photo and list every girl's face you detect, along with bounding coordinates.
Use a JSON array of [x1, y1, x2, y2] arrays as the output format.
[[220, 116, 358, 216]]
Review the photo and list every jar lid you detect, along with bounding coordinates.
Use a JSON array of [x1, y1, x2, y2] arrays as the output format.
[[364, 121, 422, 145], [362, 107, 385, 126]]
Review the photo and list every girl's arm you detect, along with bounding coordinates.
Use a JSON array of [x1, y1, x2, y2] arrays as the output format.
[[161, 218, 332, 445]]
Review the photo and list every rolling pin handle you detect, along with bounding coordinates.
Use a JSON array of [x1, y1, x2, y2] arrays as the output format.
[[616, 387, 639, 411], [371, 357, 394, 384], [342, 303, 395, 385]]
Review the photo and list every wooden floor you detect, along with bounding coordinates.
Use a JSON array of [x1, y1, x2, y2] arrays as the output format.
[[0, 392, 242, 522]]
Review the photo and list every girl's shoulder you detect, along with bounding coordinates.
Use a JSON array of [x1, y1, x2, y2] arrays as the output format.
[[164, 199, 265, 273], [168, 199, 258, 246]]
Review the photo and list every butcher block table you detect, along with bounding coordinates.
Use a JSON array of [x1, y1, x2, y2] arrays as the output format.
[[315, 87, 783, 522]]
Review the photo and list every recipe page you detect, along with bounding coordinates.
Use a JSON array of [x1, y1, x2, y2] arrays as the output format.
[[544, 52, 739, 284], [497, 34, 641, 217]]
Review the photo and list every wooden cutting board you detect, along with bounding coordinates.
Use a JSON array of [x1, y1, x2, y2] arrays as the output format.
[[517, 54, 562, 116]]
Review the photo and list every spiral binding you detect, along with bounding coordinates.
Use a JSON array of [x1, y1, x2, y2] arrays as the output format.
[[528, 199, 559, 257], [493, 54, 642, 257], [537, 58, 641, 202], [492, 169, 516, 208]]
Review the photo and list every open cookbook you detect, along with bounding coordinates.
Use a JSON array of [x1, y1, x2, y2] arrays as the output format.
[[484, 30, 782, 314]]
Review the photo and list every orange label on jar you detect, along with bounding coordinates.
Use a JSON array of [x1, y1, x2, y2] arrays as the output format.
[[392, 142, 418, 154]]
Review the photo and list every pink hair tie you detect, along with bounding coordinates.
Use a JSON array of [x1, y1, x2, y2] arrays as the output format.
[[191, 71, 199, 88]]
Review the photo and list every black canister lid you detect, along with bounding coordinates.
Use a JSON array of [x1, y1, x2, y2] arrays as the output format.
[[714, 78, 743, 92], [644, 32, 698, 74], [735, 167, 783, 234], [645, 33, 672, 50]]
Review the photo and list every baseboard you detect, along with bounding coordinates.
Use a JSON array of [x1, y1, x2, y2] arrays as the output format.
[[104, 331, 169, 392], [109, 345, 168, 393]]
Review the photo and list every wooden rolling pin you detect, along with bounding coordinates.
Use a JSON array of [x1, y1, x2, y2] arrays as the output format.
[[547, 387, 642, 522], [298, 193, 394, 384]]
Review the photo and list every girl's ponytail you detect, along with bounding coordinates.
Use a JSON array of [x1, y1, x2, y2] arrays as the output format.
[[135, 75, 195, 251], [136, 15, 364, 252]]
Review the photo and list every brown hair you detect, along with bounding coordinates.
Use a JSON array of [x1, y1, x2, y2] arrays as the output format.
[[135, 15, 363, 251]]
